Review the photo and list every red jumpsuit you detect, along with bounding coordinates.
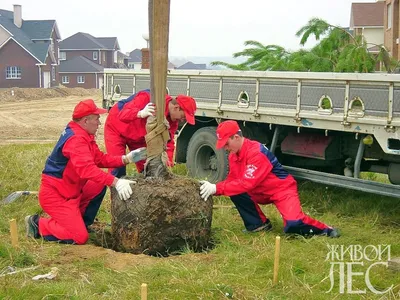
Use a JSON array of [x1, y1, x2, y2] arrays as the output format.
[[216, 138, 332, 235], [104, 90, 178, 175], [38, 121, 124, 244]]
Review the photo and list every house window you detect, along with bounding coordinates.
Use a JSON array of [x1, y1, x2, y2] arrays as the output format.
[[93, 51, 98, 60], [60, 51, 66, 60], [61, 76, 69, 84], [52, 66, 56, 81], [77, 75, 85, 84], [6, 66, 21, 79], [388, 3, 392, 29]]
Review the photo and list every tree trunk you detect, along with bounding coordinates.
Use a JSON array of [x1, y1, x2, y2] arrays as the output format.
[[111, 176, 213, 256], [144, 0, 170, 179]]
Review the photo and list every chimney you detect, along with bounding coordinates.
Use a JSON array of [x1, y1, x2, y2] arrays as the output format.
[[13, 5, 22, 28], [141, 48, 150, 69]]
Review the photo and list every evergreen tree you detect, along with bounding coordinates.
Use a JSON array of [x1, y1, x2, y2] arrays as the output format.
[[211, 18, 398, 73]]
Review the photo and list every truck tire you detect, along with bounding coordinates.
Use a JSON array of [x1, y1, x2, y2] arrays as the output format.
[[186, 127, 229, 183]]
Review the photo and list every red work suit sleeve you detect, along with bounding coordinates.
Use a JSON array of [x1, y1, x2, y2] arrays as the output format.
[[118, 92, 150, 123], [166, 121, 178, 165], [63, 136, 122, 186], [92, 141, 125, 169], [215, 152, 272, 196]]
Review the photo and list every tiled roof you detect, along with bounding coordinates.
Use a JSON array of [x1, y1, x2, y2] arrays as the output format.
[[0, 15, 44, 63], [128, 48, 142, 62], [177, 61, 207, 70], [0, 9, 58, 63], [22, 20, 58, 40], [59, 32, 119, 50], [0, 9, 13, 19], [350, 2, 384, 27], [59, 55, 104, 73], [59, 32, 105, 50], [96, 37, 119, 50]]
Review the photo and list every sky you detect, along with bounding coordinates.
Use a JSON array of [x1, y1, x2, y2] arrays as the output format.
[[1, 0, 377, 58]]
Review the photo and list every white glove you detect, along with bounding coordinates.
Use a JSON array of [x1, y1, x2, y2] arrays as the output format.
[[125, 147, 147, 163], [115, 179, 136, 200], [138, 103, 155, 118], [199, 180, 216, 201]]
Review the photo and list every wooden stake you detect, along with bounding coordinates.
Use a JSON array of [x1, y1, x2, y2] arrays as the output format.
[[213, 205, 235, 209], [148, 0, 170, 121], [141, 283, 148, 300], [273, 236, 281, 285], [10, 219, 19, 248]]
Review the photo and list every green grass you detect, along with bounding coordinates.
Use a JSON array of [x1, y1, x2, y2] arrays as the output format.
[[1, 143, 400, 299]]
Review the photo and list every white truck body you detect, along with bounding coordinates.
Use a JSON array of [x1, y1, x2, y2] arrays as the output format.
[[103, 68, 400, 198]]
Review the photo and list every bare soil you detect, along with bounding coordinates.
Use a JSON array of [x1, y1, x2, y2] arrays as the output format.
[[0, 87, 103, 145]]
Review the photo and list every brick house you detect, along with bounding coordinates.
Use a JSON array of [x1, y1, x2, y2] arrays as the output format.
[[350, 1, 385, 70], [59, 32, 124, 89], [0, 5, 61, 88], [383, 0, 400, 60]]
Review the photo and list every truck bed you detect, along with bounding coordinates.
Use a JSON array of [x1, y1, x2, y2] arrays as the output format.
[[103, 69, 400, 156]]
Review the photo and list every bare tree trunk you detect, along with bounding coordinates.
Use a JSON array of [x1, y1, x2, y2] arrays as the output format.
[[144, 0, 171, 179]]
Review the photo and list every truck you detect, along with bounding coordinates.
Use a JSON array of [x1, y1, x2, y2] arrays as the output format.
[[102, 68, 400, 199]]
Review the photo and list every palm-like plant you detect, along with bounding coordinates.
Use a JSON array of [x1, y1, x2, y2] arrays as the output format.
[[211, 41, 291, 71], [212, 18, 398, 73]]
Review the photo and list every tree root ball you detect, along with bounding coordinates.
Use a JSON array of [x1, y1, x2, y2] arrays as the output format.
[[111, 176, 213, 256]]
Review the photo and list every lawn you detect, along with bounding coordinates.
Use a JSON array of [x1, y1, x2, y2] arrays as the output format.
[[0, 143, 400, 299]]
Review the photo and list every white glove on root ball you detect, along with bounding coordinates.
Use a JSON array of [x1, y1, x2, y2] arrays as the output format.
[[115, 179, 136, 200], [199, 180, 216, 201]]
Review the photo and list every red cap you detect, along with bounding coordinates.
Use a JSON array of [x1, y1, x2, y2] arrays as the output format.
[[72, 99, 107, 119], [176, 95, 196, 125], [216, 120, 240, 149]]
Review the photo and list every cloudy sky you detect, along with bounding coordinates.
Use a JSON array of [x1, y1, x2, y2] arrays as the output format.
[[2, 0, 377, 57]]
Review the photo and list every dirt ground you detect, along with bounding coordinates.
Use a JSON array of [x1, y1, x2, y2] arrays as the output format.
[[0, 87, 104, 145]]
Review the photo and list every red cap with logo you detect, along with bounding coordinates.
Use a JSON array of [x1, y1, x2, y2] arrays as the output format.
[[216, 120, 240, 149], [72, 99, 108, 119], [176, 95, 196, 125]]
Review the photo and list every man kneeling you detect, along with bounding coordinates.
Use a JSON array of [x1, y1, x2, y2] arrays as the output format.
[[200, 120, 340, 237], [25, 99, 145, 244]]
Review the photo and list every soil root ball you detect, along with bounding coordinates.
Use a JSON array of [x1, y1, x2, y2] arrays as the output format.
[[111, 176, 213, 256]]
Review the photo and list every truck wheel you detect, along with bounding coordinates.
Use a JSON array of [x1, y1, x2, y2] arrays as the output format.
[[186, 127, 228, 183]]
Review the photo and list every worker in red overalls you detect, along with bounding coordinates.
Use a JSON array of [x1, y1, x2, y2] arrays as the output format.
[[200, 120, 340, 237], [25, 99, 146, 244], [104, 89, 197, 176]]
